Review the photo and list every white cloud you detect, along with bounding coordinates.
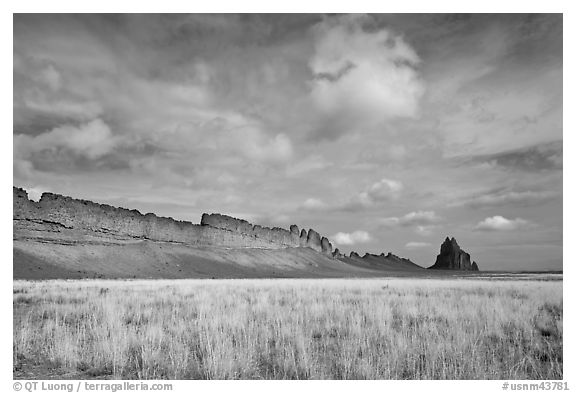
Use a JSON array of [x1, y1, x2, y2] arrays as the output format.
[[381, 210, 441, 227], [331, 230, 372, 245], [14, 118, 117, 160], [366, 178, 403, 200], [475, 216, 532, 231], [380, 217, 401, 226], [353, 178, 404, 208], [402, 211, 440, 225], [309, 14, 424, 129], [405, 242, 431, 249], [23, 99, 103, 120]]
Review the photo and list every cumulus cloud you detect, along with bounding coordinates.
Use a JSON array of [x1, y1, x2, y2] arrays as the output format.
[[14, 118, 118, 162], [405, 242, 431, 249], [475, 216, 532, 231], [331, 230, 372, 245], [309, 14, 424, 135]]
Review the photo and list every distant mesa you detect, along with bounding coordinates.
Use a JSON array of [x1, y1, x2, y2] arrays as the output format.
[[428, 237, 479, 271]]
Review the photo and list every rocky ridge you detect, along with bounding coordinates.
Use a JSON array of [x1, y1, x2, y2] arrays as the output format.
[[14, 187, 334, 255], [348, 251, 423, 270]]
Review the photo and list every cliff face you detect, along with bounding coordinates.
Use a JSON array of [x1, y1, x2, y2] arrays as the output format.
[[14, 187, 334, 252], [200, 213, 300, 247], [199, 213, 335, 253], [429, 237, 479, 271]]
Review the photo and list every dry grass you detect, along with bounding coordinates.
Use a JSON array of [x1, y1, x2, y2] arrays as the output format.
[[13, 277, 562, 379]]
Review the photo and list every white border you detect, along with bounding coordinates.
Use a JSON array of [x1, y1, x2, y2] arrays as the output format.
[[3, 2, 573, 391]]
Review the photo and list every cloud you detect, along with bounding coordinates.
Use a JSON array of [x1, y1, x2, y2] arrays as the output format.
[[414, 225, 438, 237], [286, 155, 332, 177], [401, 211, 440, 225], [422, 16, 562, 158], [475, 216, 532, 231], [151, 116, 294, 166], [363, 178, 404, 201], [14, 119, 118, 162], [469, 141, 562, 172], [234, 127, 293, 164], [14, 51, 103, 126], [301, 198, 328, 211], [381, 210, 441, 227], [455, 189, 559, 208], [345, 178, 404, 210], [405, 242, 431, 249], [331, 230, 372, 245], [305, 178, 404, 213], [309, 14, 424, 137], [379, 211, 441, 236]]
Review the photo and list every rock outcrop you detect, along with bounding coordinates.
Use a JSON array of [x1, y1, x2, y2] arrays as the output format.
[[14, 187, 338, 255], [428, 237, 478, 271], [290, 225, 299, 236], [299, 229, 307, 247], [364, 252, 420, 266], [343, 250, 423, 271], [373, 252, 413, 264], [320, 236, 333, 256], [471, 261, 479, 271], [306, 229, 322, 252]]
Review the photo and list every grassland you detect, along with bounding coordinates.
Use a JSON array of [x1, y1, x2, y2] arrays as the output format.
[[13, 277, 562, 380]]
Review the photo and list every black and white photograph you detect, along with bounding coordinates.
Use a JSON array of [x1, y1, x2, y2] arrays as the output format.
[[10, 11, 566, 384]]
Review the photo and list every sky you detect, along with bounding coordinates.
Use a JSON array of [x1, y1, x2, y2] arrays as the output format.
[[13, 14, 563, 270]]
